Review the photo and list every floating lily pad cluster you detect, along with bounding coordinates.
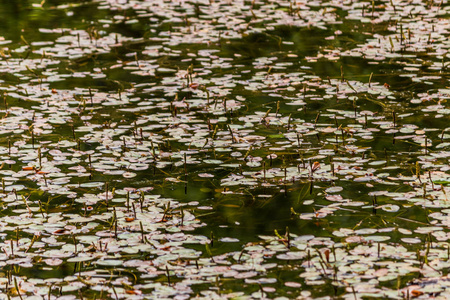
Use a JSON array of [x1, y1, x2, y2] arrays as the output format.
[[0, 0, 448, 299]]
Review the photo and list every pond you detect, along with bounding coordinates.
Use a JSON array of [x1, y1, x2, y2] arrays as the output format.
[[0, 0, 449, 299]]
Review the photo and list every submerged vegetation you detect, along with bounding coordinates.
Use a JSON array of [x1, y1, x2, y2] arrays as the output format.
[[0, 0, 449, 298]]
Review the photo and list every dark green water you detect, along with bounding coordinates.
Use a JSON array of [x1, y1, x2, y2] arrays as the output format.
[[0, 0, 448, 299]]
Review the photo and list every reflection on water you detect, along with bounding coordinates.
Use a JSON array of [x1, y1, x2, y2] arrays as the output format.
[[0, 0, 448, 298]]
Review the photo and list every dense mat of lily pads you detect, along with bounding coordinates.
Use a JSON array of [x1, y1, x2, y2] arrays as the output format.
[[0, 0, 449, 299]]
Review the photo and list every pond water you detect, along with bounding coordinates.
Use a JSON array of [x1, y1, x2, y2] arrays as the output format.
[[0, 0, 449, 299]]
